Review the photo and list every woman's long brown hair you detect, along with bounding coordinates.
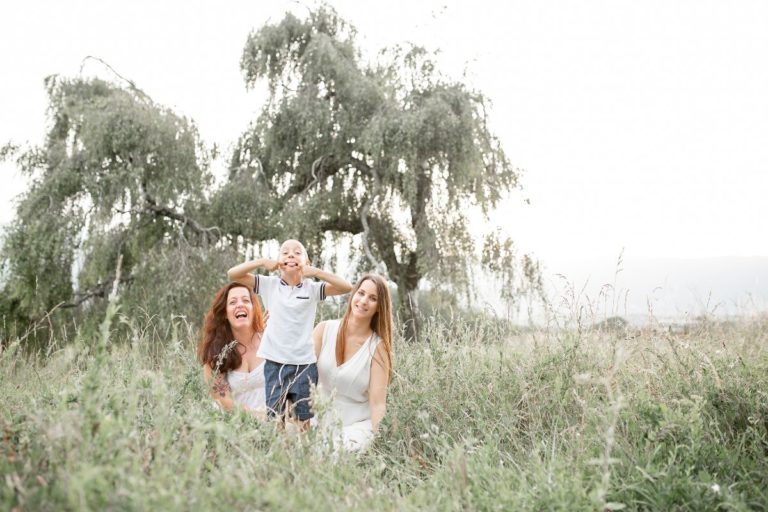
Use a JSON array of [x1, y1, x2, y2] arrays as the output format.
[[197, 282, 264, 373], [335, 274, 393, 381]]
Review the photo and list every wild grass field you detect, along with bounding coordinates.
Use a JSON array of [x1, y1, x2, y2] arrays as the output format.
[[2, 302, 767, 511]]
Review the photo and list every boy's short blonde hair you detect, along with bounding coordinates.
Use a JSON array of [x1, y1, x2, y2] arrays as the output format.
[[279, 239, 309, 262]]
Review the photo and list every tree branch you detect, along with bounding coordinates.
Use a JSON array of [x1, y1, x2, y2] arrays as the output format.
[[279, 155, 338, 202], [318, 216, 363, 234], [278, 152, 367, 203], [60, 274, 134, 309], [141, 189, 220, 242], [368, 217, 401, 282], [79, 55, 151, 102], [359, 165, 386, 273]]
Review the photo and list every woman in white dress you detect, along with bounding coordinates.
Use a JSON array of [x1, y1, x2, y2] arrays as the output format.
[[313, 274, 393, 452], [198, 282, 267, 416]]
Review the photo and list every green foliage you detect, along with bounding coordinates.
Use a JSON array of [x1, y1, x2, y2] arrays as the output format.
[[594, 315, 630, 334], [120, 243, 241, 329], [227, 5, 521, 336], [1, 5, 529, 344], [2, 310, 767, 510], [482, 230, 546, 315], [0, 76, 217, 342], [202, 166, 281, 242]]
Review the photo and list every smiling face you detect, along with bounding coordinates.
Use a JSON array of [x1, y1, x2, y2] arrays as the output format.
[[226, 285, 254, 330], [350, 278, 379, 321], [278, 239, 308, 274]]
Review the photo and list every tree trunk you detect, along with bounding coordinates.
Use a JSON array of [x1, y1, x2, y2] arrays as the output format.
[[399, 286, 421, 342], [395, 250, 422, 342]]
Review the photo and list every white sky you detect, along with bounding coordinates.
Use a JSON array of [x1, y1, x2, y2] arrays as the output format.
[[1, 0, 767, 270]]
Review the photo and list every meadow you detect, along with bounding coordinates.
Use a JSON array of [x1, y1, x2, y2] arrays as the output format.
[[2, 299, 767, 511]]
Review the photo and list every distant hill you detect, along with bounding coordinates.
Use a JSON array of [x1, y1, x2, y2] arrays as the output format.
[[472, 255, 768, 325], [542, 256, 768, 324]]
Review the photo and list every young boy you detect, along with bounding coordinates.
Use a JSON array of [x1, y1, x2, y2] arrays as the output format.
[[227, 239, 352, 429]]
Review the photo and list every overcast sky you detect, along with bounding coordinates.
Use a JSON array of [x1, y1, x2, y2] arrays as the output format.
[[2, 0, 767, 274]]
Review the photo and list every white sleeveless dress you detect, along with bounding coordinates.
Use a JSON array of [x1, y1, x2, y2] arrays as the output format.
[[316, 320, 380, 452], [226, 361, 266, 412]]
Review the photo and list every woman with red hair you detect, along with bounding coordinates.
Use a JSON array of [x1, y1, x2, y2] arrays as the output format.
[[198, 282, 267, 416]]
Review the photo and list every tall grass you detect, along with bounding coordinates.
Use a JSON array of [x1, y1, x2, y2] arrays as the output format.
[[1, 305, 767, 510]]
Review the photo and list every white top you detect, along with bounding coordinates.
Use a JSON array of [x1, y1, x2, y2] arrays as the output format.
[[254, 275, 326, 364], [317, 319, 381, 427], [226, 361, 266, 411]]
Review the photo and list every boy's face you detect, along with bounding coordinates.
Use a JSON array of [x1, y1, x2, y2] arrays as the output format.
[[278, 240, 308, 273]]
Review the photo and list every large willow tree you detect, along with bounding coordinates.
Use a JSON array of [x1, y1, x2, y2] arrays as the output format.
[[0, 76, 229, 337], [230, 6, 519, 336], [1, 7, 526, 343]]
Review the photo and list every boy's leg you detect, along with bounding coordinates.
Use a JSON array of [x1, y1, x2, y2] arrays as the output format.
[[285, 363, 318, 431], [264, 360, 289, 421]]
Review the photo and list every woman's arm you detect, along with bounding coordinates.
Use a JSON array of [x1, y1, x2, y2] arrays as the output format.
[[204, 364, 266, 419], [227, 258, 279, 290], [369, 341, 391, 432], [203, 363, 236, 412], [312, 321, 327, 358], [301, 265, 352, 296]]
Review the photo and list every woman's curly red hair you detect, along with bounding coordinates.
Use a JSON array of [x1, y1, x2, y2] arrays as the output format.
[[197, 282, 264, 373]]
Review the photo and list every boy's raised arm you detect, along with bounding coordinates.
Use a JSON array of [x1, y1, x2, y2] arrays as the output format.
[[302, 265, 352, 297], [227, 258, 279, 290]]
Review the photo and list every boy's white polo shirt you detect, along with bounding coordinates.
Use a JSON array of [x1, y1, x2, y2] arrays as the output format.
[[254, 275, 326, 365]]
